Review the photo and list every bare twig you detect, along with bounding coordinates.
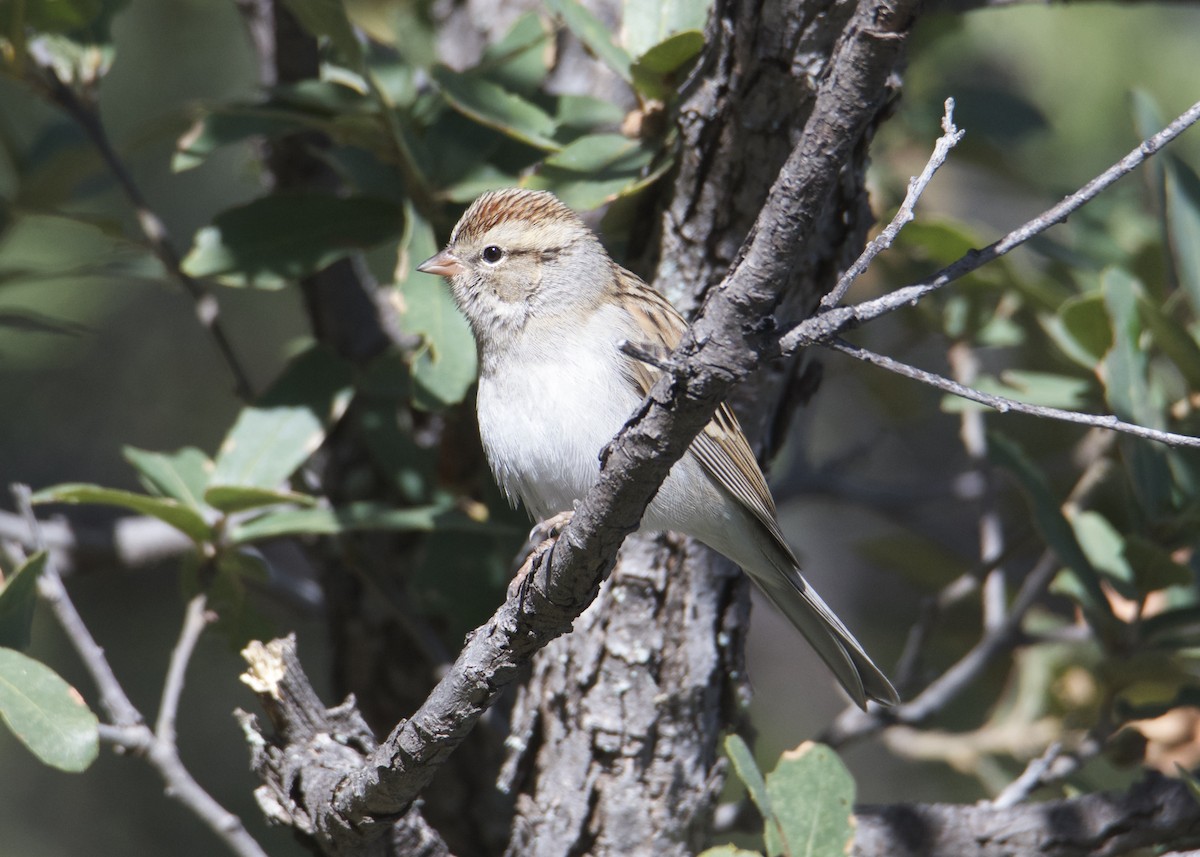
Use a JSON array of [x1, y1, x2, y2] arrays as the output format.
[[155, 593, 212, 748], [10, 484, 267, 857], [29, 63, 254, 401], [783, 97, 1200, 353], [825, 338, 1200, 448], [821, 97, 965, 308], [990, 733, 1103, 809], [13, 484, 143, 728]]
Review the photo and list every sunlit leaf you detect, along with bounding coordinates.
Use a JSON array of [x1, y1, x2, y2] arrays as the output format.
[[1058, 292, 1113, 364], [724, 734, 771, 820], [764, 742, 855, 857], [395, 208, 478, 409], [181, 193, 404, 288], [0, 648, 98, 772], [203, 485, 318, 514], [622, 0, 710, 57], [543, 133, 646, 172], [478, 11, 552, 95], [432, 66, 561, 152], [630, 30, 705, 100], [545, 0, 632, 82], [31, 484, 213, 543], [210, 345, 355, 490], [122, 446, 211, 510], [228, 502, 490, 544], [1071, 510, 1135, 598], [0, 553, 47, 651]]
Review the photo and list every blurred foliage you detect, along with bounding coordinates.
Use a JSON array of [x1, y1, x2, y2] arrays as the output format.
[[1, 0, 1200, 854]]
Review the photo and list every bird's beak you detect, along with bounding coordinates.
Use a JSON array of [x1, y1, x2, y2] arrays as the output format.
[[417, 250, 465, 277]]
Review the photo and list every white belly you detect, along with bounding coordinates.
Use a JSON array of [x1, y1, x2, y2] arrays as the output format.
[[477, 307, 642, 520]]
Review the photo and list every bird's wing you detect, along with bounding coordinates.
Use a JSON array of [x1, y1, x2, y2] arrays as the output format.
[[613, 264, 795, 558]]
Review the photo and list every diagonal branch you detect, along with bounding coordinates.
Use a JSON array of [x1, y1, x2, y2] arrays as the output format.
[[28, 62, 255, 401]]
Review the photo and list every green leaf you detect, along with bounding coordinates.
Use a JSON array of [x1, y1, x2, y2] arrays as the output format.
[[1058, 292, 1113, 364], [724, 734, 772, 821], [0, 647, 98, 772], [989, 433, 1114, 627], [764, 742, 855, 857], [1137, 295, 1200, 390], [1102, 267, 1173, 517], [544, 0, 633, 82], [211, 345, 355, 491], [697, 848, 763, 857], [277, 0, 364, 70], [207, 550, 273, 649], [181, 194, 405, 288], [543, 133, 645, 172], [622, 0, 711, 57], [0, 553, 47, 650], [1165, 155, 1200, 313], [478, 11, 552, 95], [1071, 510, 1135, 598], [630, 30, 705, 100], [0, 212, 160, 284], [228, 502, 487, 544], [122, 446, 211, 510], [173, 108, 310, 173], [555, 94, 626, 134], [432, 66, 561, 152], [1124, 536, 1192, 594], [31, 484, 213, 543], [396, 209, 478, 409], [203, 486, 318, 514]]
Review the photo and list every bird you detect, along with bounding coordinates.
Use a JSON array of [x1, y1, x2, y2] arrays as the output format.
[[418, 187, 897, 708]]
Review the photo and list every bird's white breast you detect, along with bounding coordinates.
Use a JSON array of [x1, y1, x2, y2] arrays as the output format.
[[476, 304, 642, 520]]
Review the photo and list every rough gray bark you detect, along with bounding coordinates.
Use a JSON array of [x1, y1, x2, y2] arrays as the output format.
[[854, 772, 1200, 857]]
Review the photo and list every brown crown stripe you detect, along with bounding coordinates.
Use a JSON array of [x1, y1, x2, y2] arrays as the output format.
[[452, 189, 580, 243]]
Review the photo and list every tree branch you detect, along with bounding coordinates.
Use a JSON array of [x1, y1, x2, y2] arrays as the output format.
[[27, 61, 255, 401], [783, 96, 1200, 352], [825, 338, 1200, 448], [854, 771, 1200, 857], [10, 485, 269, 857], [821, 97, 965, 308]]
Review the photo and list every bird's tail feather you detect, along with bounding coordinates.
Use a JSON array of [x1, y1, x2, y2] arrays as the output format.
[[752, 568, 899, 710]]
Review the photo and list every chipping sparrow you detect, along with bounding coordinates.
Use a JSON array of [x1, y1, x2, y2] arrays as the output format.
[[418, 188, 898, 708]]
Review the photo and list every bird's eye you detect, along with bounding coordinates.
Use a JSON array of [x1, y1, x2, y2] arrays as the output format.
[[481, 245, 504, 264]]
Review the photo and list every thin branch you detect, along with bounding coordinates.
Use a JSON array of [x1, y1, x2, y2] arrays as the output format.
[[825, 338, 1200, 448], [823, 431, 1117, 746], [155, 593, 212, 748], [29, 62, 254, 401], [100, 724, 271, 857], [11, 484, 268, 857], [12, 484, 143, 728], [783, 96, 1200, 352], [821, 97, 965, 308]]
